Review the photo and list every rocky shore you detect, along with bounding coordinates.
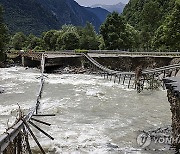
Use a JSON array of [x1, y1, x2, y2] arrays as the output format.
[[0, 62, 5, 68], [0, 87, 4, 94], [49, 66, 98, 74]]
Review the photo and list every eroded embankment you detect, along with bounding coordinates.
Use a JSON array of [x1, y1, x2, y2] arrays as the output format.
[[164, 78, 180, 151], [94, 57, 173, 71], [46, 56, 176, 72]]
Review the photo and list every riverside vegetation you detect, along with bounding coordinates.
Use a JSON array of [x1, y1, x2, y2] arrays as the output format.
[[0, 0, 180, 65]]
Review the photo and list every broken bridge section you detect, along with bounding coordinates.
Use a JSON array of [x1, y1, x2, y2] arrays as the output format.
[[0, 54, 55, 154], [83, 53, 180, 93]]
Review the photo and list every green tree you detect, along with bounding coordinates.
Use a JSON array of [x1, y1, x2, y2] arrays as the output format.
[[141, 1, 161, 32], [43, 30, 58, 50], [11, 32, 26, 50], [56, 25, 78, 50], [79, 22, 100, 50], [152, 0, 180, 51], [98, 35, 105, 50], [100, 12, 128, 49], [100, 12, 138, 50], [61, 32, 80, 50], [125, 24, 140, 50], [27, 34, 43, 50], [123, 0, 177, 50], [0, 5, 8, 61], [61, 25, 78, 33]]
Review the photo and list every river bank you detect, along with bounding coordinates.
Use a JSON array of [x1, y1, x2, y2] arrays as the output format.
[[0, 61, 5, 68]]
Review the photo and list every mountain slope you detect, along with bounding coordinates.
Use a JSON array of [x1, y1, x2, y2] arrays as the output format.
[[37, 0, 102, 29], [92, 2, 126, 13], [0, 0, 60, 35], [0, 0, 108, 35], [85, 7, 110, 22]]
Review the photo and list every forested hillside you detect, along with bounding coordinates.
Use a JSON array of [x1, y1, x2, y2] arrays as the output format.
[[123, 0, 175, 31], [36, 0, 102, 30], [0, 0, 109, 35], [0, 5, 8, 62], [123, 0, 180, 50], [0, 0, 179, 52], [0, 0, 60, 35]]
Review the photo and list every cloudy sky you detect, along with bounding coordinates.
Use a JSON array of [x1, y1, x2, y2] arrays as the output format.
[[74, 0, 129, 6]]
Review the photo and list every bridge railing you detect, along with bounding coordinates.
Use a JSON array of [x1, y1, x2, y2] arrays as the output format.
[[43, 50, 180, 55], [7, 50, 180, 56], [143, 64, 180, 74]]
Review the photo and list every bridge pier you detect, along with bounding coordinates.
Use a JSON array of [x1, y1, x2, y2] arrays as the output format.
[[22, 56, 40, 67], [22, 56, 25, 67], [128, 76, 132, 88]]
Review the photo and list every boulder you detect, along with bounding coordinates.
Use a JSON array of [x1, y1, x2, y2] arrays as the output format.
[[0, 87, 4, 94]]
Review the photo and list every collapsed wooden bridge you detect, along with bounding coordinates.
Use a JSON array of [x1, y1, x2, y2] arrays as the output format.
[[0, 54, 54, 154], [17, 51, 180, 91], [83, 53, 180, 92], [1, 51, 180, 153]]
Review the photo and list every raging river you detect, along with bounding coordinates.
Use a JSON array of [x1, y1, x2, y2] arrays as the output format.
[[0, 67, 173, 154]]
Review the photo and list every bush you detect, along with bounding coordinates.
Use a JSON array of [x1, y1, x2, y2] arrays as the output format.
[[75, 49, 88, 53]]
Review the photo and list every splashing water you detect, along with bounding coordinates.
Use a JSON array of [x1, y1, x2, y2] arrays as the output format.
[[0, 67, 173, 153]]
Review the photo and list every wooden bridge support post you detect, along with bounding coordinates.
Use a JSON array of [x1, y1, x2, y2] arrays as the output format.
[[163, 70, 166, 78], [23, 121, 46, 154], [104, 72, 106, 79], [169, 71, 173, 77], [152, 73, 155, 89], [128, 76, 132, 88], [81, 58, 85, 69], [92, 64, 95, 73], [90, 64, 92, 73], [134, 80, 137, 89], [22, 56, 25, 67], [23, 125, 32, 154], [175, 69, 179, 76], [118, 74, 121, 84], [142, 76, 145, 90], [114, 75, 117, 83], [149, 74, 155, 90], [122, 75, 126, 85], [107, 73, 109, 79], [110, 74, 113, 81]]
